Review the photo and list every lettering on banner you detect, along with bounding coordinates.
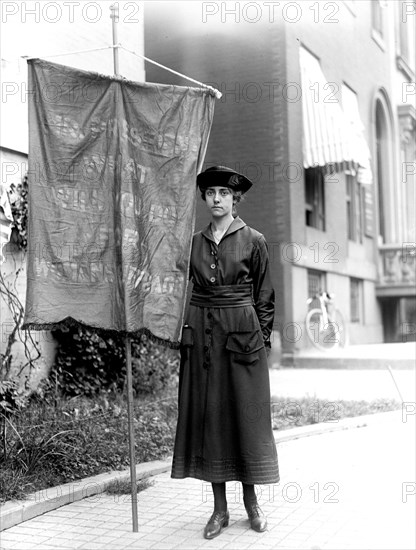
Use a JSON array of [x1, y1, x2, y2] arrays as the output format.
[[34, 256, 116, 284], [49, 113, 195, 156], [127, 267, 184, 296]]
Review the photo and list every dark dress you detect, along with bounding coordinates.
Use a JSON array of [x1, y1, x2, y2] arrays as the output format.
[[171, 216, 279, 484]]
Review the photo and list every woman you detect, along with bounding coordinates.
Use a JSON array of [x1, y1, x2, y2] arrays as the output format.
[[171, 166, 279, 539]]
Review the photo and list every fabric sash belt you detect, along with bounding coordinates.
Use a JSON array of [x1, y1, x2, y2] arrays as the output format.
[[190, 284, 254, 308]]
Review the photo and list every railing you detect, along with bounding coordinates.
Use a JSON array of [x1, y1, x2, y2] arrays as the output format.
[[377, 244, 415, 291]]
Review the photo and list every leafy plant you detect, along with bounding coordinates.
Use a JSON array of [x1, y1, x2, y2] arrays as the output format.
[[14, 426, 75, 475], [51, 327, 179, 397], [0, 380, 27, 461], [8, 174, 29, 250], [0, 380, 26, 418], [1, 173, 42, 389], [0, 389, 177, 503]]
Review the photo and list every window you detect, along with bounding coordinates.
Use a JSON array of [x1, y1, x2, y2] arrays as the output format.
[[346, 174, 353, 240], [398, 105, 416, 241], [346, 171, 363, 243], [372, 0, 383, 37], [305, 167, 325, 230], [375, 98, 390, 243], [399, 3, 409, 61], [350, 278, 363, 323], [401, 297, 416, 342], [308, 269, 326, 303], [396, 1, 415, 80]]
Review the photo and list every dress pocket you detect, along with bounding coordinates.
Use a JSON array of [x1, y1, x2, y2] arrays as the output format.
[[225, 330, 264, 364]]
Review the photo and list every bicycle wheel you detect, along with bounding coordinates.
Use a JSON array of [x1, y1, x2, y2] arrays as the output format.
[[305, 308, 340, 351]]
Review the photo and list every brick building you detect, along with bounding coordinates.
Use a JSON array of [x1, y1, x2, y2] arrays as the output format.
[[144, 0, 416, 362]]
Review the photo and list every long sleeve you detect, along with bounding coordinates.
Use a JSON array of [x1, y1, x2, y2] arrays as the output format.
[[251, 235, 275, 347]]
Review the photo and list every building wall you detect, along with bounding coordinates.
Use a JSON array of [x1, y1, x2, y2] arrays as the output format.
[[1, 1, 145, 388], [285, 3, 390, 347], [1, 0, 145, 154], [1, 247, 58, 391], [1, 147, 28, 190], [144, 4, 297, 353], [144, 1, 395, 353], [391, 1, 416, 244]]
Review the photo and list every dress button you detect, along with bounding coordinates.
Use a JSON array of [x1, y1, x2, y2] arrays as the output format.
[[203, 362, 208, 369], [210, 277, 216, 283], [203, 345, 209, 351], [205, 328, 211, 334], [207, 312, 213, 319], [210, 264, 216, 269], [244, 345, 250, 352]]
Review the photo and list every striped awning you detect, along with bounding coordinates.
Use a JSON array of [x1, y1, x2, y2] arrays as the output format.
[[300, 46, 373, 184]]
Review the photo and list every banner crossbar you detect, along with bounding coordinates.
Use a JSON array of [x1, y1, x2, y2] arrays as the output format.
[[22, 45, 116, 61], [119, 45, 222, 98], [21, 43, 222, 99]]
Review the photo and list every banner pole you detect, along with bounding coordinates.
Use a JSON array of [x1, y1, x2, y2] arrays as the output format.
[[125, 335, 139, 532], [110, 3, 137, 533], [110, 3, 120, 75]]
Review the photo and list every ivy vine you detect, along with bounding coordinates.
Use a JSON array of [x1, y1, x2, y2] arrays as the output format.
[[8, 173, 28, 250]]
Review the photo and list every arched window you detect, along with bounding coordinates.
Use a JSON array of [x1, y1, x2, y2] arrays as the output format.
[[373, 91, 396, 244]]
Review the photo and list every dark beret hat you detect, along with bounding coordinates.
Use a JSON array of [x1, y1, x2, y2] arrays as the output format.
[[197, 166, 253, 194]]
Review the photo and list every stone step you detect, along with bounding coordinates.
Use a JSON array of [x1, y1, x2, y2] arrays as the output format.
[[275, 342, 415, 369], [280, 355, 414, 369]]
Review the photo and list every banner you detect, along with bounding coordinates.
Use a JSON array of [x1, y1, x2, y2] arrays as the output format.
[[22, 59, 215, 346]]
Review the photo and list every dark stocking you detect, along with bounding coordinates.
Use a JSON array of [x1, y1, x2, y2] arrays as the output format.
[[242, 483, 257, 509], [212, 482, 227, 512]]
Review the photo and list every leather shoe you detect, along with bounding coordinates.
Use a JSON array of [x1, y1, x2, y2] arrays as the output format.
[[246, 504, 267, 532], [203, 509, 230, 539]]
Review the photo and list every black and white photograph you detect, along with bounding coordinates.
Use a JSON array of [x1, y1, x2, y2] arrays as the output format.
[[0, 1, 415, 549]]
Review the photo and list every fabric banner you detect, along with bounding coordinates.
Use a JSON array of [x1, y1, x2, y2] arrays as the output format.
[[22, 59, 215, 346]]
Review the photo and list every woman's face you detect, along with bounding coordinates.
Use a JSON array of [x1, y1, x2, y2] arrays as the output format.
[[205, 186, 234, 218]]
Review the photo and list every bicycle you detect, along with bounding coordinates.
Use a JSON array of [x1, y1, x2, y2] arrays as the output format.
[[305, 291, 347, 351]]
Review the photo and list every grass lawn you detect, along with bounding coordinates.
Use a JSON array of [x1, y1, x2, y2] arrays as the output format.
[[270, 395, 400, 430], [0, 390, 401, 503]]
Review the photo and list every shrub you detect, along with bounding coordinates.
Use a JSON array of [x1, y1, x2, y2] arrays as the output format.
[[51, 326, 180, 397]]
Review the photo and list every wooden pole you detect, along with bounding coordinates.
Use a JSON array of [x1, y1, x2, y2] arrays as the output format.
[[110, 3, 138, 533], [125, 335, 139, 532], [110, 3, 120, 76]]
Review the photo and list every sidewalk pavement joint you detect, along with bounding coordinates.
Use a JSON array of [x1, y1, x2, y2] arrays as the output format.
[[0, 409, 402, 532]]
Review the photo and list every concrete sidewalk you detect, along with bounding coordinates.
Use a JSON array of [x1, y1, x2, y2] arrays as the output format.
[[1, 412, 414, 550], [269, 367, 415, 402]]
